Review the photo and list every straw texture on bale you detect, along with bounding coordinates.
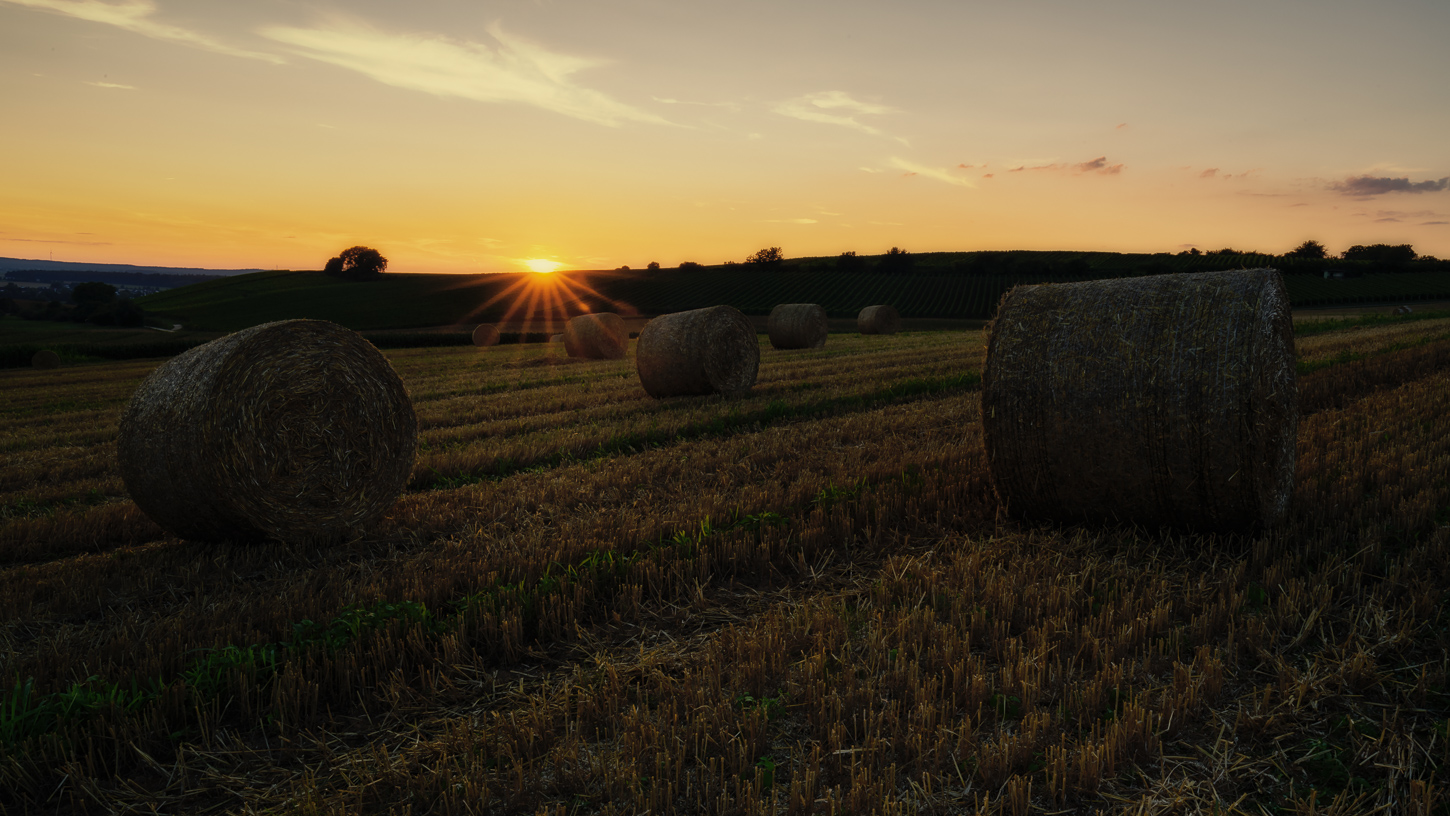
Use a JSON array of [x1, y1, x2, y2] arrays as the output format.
[[472, 324, 500, 347], [982, 268, 1297, 533], [117, 319, 418, 544], [857, 304, 901, 335], [564, 312, 628, 359], [636, 305, 759, 398], [31, 350, 60, 369], [768, 303, 828, 349]]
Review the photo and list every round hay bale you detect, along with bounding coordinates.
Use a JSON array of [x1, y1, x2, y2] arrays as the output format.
[[982, 268, 1297, 533], [636, 305, 759, 398], [550, 333, 565, 344], [857, 304, 901, 335], [117, 319, 417, 544], [564, 312, 628, 359], [472, 324, 500, 347], [1395, 305, 1414, 315], [31, 350, 60, 369], [768, 303, 828, 349]]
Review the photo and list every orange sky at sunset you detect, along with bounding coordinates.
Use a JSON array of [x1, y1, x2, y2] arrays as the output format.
[[2, 0, 1447, 274]]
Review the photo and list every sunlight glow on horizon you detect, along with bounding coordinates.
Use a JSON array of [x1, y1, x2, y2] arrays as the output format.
[[524, 259, 563, 274]]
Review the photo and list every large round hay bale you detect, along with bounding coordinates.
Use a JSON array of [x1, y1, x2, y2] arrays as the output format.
[[768, 303, 828, 349], [857, 304, 901, 335], [116, 319, 417, 544], [982, 268, 1297, 533], [564, 312, 627, 359], [31, 350, 60, 369], [636, 305, 759, 398], [472, 324, 500, 347]]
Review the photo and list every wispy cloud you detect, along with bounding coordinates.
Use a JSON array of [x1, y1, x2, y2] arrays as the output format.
[[651, 96, 741, 112], [2, 0, 283, 62], [888, 157, 975, 188], [761, 218, 818, 224], [86, 80, 135, 89], [261, 19, 671, 127], [1011, 156, 1123, 175], [1423, 221, 1449, 226], [1333, 175, 1450, 197], [775, 91, 897, 138]]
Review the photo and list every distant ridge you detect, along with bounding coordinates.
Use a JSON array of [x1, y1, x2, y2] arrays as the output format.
[[0, 256, 265, 277]]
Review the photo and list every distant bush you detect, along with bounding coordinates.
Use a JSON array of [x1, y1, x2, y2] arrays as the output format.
[[678, 261, 703, 270], [1286, 240, 1328, 259], [1343, 243, 1416, 262]]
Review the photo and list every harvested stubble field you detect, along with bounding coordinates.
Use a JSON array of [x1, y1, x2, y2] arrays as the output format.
[[2, 317, 1450, 815]]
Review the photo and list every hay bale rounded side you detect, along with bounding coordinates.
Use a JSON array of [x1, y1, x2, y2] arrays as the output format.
[[116, 319, 418, 544], [472, 324, 501, 347], [636, 305, 759, 398], [768, 303, 828, 349], [564, 312, 628, 359], [982, 268, 1297, 533], [31, 350, 60, 369], [857, 304, 901, 335]]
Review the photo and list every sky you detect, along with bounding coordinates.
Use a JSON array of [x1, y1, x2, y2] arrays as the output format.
[[1, 0, 1447, 275]]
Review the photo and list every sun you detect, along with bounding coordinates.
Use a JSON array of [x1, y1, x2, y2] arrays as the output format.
[[524, 258, 562, 274]]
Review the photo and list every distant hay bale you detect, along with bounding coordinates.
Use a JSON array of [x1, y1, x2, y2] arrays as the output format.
[[116, 319, 417, 544], [550, 333, 565, 344], [1395, 305, 1414, 315], [636, 305, 759, 398], [564, 312, 628, 359], [31, 350, 60, 369], [472, 324, 500, 347], [982, 268, 1297, 533], [768, 303, 828, 349], [857, 305, 901, 335]]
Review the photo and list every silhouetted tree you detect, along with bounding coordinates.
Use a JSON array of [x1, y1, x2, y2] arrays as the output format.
[[1286, 240, 1327, 259], [1343, 243, 1416, 262], [678, 261, 703, 270], [324, 246, 388, 280], [71, 281, 117, 305], [878, 247, 913, 274], [836, 251, 865, 272], [745, 247, 784, 266], [646, 261, 661, 270]]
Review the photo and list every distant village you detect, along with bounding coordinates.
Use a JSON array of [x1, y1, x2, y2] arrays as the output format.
[[0, 268, 229, 304]]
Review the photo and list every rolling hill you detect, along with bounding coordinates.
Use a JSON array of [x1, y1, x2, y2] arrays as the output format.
[[134, 251, 1450, 333]]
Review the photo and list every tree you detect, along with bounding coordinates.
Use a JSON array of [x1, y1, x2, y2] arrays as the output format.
[[324, 246, 388, 280], [878, 246, 913, 274], [646, 261, 661, 270], [678, 261, 703, 270], [1286, 240, 1327, 259], [836, 251, 865, 272], [745, 247, 784, 266], [71, 281, 117, 305], [1342, 243, 1416, 262]]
